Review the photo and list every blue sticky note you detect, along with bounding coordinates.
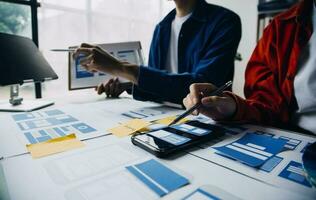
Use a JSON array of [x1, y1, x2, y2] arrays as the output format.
[[279, 161, 312, 187], [126, 159, 189, 197], [214, 133, 287, 167]]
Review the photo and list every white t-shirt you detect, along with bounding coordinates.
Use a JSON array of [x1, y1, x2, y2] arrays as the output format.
[[292, 4, 316, 134], [165, 13, 192, 73]]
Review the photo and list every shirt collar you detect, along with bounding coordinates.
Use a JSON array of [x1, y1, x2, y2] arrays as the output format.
[[159, 0, 208, 27]]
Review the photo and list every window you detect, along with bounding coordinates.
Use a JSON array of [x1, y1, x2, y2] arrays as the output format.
[[0, 0, 175, 99], [38, 0, 175, 97], [0, 1, 32, 38]]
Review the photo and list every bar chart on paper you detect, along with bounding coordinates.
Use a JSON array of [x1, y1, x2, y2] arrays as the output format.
[[11, 109, 99, 144]]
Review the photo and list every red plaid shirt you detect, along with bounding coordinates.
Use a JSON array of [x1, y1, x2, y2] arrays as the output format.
[[226, 0, 314, 129]]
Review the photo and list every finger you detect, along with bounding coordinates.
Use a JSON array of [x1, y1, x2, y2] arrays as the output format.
[[109, 81, 116, 97], [97, 83, 105, 95], [79, 54, 93, 66], [189, 83, 217, 103], [104, 79, 114, 97], [183, 94, 199, 115], [201, 96, 224, 108], [73, 48, 93, 59], [80, 43, 95, 48], [80, 43, 104, 51], [112, 78, 121, 97]]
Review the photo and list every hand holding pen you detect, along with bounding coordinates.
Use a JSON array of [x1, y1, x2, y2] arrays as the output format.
[[179, 81, 237, 123]]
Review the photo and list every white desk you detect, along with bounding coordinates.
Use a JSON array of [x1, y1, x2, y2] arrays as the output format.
[[0, 93, 315, 200]]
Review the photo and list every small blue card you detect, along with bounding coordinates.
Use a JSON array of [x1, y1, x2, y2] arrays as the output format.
[[171, 124, 212, 136], [126, 159, 189, 197], [260, 156, 283, 172], [148, 130, 191, 146], [279, 161, 312, 187], [214, 133, 287, 167]]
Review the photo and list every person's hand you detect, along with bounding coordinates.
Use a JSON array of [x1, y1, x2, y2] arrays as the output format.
[[183, 83, 237, 120], [73, 43, 139, 84], [73, 43, 122, 73], [96, 77, 132, 98]]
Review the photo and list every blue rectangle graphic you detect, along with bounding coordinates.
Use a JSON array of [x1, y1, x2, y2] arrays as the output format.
[[278, 161, 311, 187], [260, 156, 283, 172], [214, 133, 287, 167], [72, 123, 96, 134], [126, 159, 189, 197]]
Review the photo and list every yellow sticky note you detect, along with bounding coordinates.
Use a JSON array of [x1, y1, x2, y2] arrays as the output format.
[[139, 116, 189, 132], [108, 119, 151, 137], [154, 116, 188, 125], [26, 134, 85, 159]]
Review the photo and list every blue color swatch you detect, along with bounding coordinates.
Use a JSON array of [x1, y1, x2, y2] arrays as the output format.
[[279, 161, 312, 187], [44, 109, 64, 116], [12, 113, 35, 121], [72, 123, 96, 134], [126, 159, 189, 197], [214, 133, 287, 167], [260, 156, 283, 172]]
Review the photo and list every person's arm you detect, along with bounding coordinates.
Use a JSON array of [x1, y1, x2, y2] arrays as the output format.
[[183, 20, 291, 125], [133, 13, 242, 104], [225, 20, 291, 124]]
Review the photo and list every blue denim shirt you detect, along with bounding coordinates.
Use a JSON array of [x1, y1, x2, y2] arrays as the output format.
[[132, 0, 241, 104]]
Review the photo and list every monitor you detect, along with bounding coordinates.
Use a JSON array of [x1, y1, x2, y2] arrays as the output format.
[[0, 32, 58, 112], [0, 32, 58, 86]]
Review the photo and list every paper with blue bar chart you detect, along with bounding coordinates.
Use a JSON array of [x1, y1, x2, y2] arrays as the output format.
[[10, 108, 104, 145], [126, 159, 189, 197], [214, 133, 287, 167]]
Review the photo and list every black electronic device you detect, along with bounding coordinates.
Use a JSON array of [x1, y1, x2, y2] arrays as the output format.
[[0, 32, 58, 86], [131, 121, 225, 158], [0, 32, 58, 112]]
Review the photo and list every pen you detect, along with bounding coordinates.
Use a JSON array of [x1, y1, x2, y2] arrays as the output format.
[[50, 49, 76, 52], [168, 81, 233, 126]]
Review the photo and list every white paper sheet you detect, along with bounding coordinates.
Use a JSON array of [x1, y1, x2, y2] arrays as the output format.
[[188, 125, 316, 198]]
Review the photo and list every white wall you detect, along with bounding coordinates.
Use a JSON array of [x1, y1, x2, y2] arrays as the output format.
[[207, 0, 258, 97]]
